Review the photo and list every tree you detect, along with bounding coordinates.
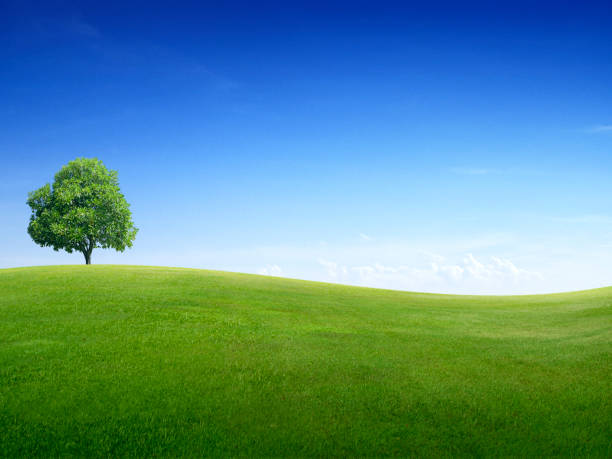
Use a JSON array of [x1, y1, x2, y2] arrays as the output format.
[[27, 158, 138, 264]]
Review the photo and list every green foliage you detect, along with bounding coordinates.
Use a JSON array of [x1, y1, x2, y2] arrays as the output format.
[[26, 158, 137, 263], [0, 265, 611, 457]]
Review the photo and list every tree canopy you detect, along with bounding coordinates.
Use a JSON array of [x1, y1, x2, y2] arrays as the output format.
[[27, 158, 137, 264]]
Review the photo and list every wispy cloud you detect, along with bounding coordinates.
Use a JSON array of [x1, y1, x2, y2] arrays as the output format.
[[450, 167, 544, 177], [584, 125, 612, 133], [450, 167, 497, 176], [359, 233, 372, 241], [68, 17, 101, 38], [318, 259, 348, 280], [549, 214, 612, 224], [257, 264, 282, 276], [347, 254, 542, 294], [16, 15, 101, 41], [191, 64, 241, 91]]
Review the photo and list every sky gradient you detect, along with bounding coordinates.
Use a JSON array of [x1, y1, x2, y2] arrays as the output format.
[[2, 1, 611, 293]]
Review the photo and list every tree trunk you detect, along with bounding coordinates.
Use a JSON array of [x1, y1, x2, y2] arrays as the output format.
[[82, 238, 94, 265]]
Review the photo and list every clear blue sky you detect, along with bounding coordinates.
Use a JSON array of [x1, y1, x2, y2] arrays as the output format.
[[2, 1, 611, 293]]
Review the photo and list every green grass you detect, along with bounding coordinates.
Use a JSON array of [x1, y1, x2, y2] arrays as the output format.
[[1, 265, 611, 457]]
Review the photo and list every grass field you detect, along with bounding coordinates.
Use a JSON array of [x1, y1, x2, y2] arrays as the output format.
[[0, 265, 610, 457]]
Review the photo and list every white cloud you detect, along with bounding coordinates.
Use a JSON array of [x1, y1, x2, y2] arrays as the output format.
[[449, 167, 543, 177], [333, 253, 543, 294], [450, 167, 496, 175], [68, 17, 101, 38], [549, 214, 612, 224], [11, 228, 609, 294], [17, 15, 101, 41], [359, 233, 372, 241], [257, 264, 282, 276], [318, 258, 348, 280], [585, 124, 612, 133]]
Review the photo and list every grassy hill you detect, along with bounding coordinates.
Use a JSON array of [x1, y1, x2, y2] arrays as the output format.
[[1, 265, 610, 457]]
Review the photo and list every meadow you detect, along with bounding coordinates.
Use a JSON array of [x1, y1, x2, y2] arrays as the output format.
[[0, 265, 610, 457]]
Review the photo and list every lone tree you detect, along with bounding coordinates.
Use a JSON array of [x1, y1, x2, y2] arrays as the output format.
[[27, 158, 137, 264]]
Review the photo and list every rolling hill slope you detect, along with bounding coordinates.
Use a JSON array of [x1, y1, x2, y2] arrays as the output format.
[[1, 265, 610, 456]]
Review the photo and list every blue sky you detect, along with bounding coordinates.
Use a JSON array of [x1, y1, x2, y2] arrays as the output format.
[[1, 1, 611, 293]]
